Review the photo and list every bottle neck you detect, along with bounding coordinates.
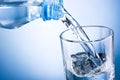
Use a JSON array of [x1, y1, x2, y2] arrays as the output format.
[[41, 0, 64, 21], [25, 0, 64, 21]]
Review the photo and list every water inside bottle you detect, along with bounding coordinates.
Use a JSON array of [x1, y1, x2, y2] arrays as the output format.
[[0, 1, 42, 29]]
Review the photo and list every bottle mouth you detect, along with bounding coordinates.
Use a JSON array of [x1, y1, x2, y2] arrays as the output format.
[[60, 25, 114, 43]]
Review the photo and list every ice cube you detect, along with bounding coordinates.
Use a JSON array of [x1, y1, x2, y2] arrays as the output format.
[[71, 52, 101, 75]]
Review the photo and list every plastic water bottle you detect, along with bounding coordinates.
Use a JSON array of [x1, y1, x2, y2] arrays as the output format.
[[0, 0, 64, 29]]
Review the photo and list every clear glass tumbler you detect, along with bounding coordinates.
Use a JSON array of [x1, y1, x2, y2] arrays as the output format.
[[60, 26, 114, 80]]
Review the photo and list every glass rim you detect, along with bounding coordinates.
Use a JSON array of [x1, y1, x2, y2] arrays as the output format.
[[60, 25, 114, 43]]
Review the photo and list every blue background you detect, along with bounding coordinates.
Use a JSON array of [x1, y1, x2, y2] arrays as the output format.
[[0, 0, 120, 80]]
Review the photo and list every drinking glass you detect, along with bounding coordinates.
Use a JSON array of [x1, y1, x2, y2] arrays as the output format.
[[60, 26, 114, 80]]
